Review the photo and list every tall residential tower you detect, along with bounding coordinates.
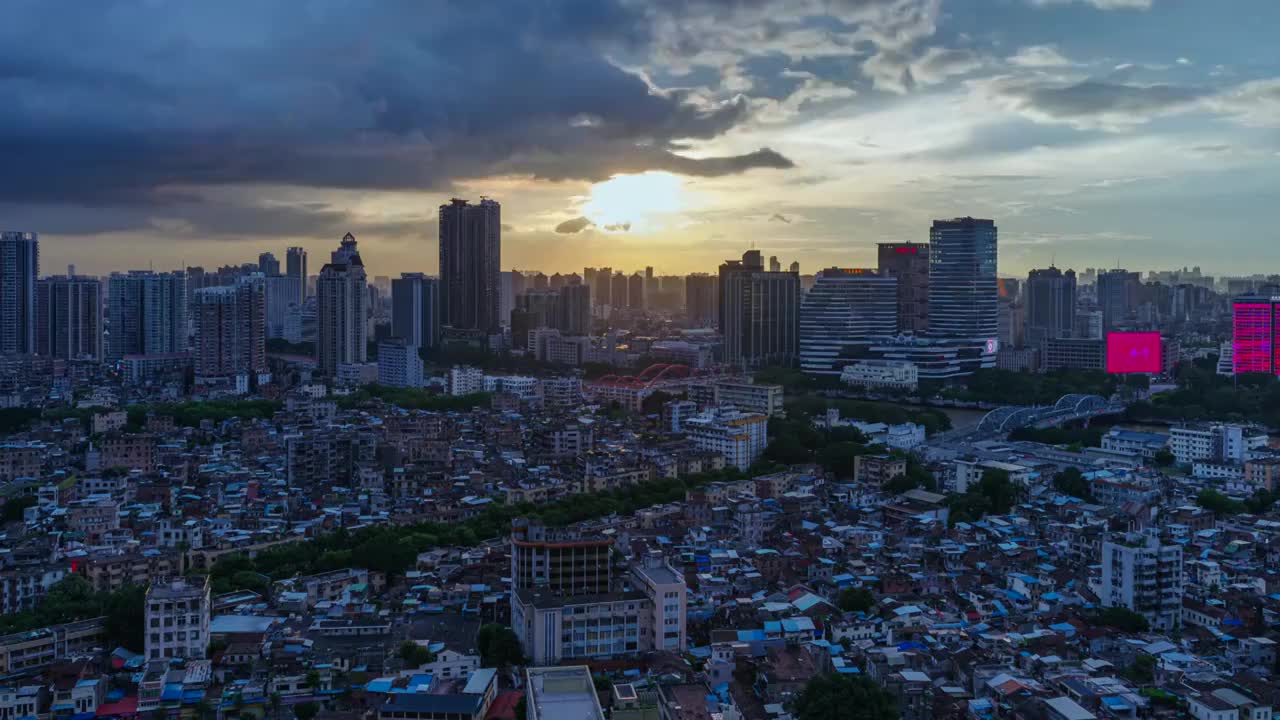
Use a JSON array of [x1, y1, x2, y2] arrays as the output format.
[[439, 198, 501, 332]]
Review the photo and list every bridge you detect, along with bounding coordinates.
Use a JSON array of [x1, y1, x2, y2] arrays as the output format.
[[976, 393, 1126, 435]]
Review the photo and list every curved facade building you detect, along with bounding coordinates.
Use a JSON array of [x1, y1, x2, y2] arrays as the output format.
[[799, 268, 897, 375]]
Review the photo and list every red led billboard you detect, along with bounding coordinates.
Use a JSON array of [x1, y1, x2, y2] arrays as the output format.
[[1107, 332, 1162, 374]]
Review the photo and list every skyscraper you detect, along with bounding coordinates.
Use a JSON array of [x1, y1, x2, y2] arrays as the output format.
[[106, 270, 188, 360], [286, 247, 308, 304], [0, 231, 39, 356], [685, 274, 717, 327], [193, 277, 267, 384], [1231, 295, 1280, 375], [877, 242, 929, 335], [628, 272, 645, 310], [799, 268, 897, 375], [928, 217, 998, 341], [36, 273, 102, 361], [1025, 266, 1077, 346], [1097, 269, 1142, 331], [556, 283, 592, 336], [258, 252, 280, 276], [611, 271, 628, 309], [439, 197, 501, 332], [391, 273, 440, 351], [263, 275, 302, 339], [317, 233, 368, 376], [719, 250, 800, 368], [593, 267, 612, 309]]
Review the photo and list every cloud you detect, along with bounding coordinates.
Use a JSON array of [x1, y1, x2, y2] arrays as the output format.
[[978, 75, 1208, 129], [1028, 0, 1153, 9], [1007, 45, 1072, 68], [1204, 78, 1280, 127], [554, 217, 594, 234], [0, 0, 801, 209], [604, 222, 632, 232], [769, 213, 792, 223]]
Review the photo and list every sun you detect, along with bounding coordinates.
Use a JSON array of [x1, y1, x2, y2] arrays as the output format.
[[582, 172, 685, 232]]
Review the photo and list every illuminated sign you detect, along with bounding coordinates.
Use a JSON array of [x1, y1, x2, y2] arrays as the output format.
[[1106, 332, 1162, 374], [894, 247, 919, 255]]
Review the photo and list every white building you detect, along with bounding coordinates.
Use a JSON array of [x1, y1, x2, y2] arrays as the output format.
[[712, 379, 784, 417], [524, 666, 605, 720], [631, 553, 687, 654], [377, 338, 423, 388], [335, 362, 377, 388], [1169, 423, 1266, 466], [484, 375, 540, 400], [684, 408, 768, 470], [449, 366, 485, 396], [1100, 534, 1183, 631], [840, 359, 919, 391], [145, 577, 211, 660]]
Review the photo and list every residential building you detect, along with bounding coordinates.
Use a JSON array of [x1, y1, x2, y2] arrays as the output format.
[[286, 246, 308, 304], [448, 366, 484, 396], [107, 270, 188, 361], [1100, 535, 1182, 631], [719, 250, 800, 368], [524, 667, 605, 720], [377, 337, 423, 388], [263, 274, 303, 338], [798, 268, 897, 375], [1231, 294, 1279, 374], [685, 273, 717, 327], [712, 379, 784, 417], [36, 274, 102, 360], [1041, 338, 1105, 371], [1169, 423, 1266, 466], [684, 408, 768, 471], [510, 519, 613, 596], [145, 577, 211, 660], [631, 552, 687, 654], [853, 454, 907, 487], [439, 198, 501, 332], [0, 231, 38, 356], [317, 233, 368, 376], [192, 278, 267, 386], [1243, 457, 1280, 492]]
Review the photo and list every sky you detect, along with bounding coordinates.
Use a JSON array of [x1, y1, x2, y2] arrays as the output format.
[[5, 0, 1280, 279]]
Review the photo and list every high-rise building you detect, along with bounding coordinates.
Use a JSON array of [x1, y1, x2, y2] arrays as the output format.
[[628, 272, 645, 310], [391, 273, 440, 351], [593, 267, 612, 308], [0, 231, 39, 356], [258, 252, 280, 276], [107, 271, 188, 361], [499, 270, 524, 327], [611, 271, 628, 309], [1097, 269, 1142, 331], [1231, 295, 1280, 375], [286, 247, 308, 304], [439, 198, 501, 332], [929, 217, 998, 340], [719, 250, 799, 368], [145, 577, 211, 660], [799, 268, 897, 375], [768, 255, 781, 272], [877, 242, 929, 335], [1025, 267, 1077, 346], [263, 275, 302, 339], [684, 274, 717, 327], [1101, 534, 1183, 631], [192, 278, 266, 384], [512, 290, 560, 349], [36, 273, 102, 361], [556, 283, 592, 336], [317, 233, 368, 376]]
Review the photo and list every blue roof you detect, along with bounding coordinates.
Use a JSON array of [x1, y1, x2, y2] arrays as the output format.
[[161, 684, 184, 701]]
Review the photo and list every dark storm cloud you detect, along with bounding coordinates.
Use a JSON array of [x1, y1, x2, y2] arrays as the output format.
[[0, 0, 794, 207], [986, 76, 1209, 126]]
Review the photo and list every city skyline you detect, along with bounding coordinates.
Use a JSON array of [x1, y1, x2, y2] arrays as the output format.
[[4, 1, 1280, 277]]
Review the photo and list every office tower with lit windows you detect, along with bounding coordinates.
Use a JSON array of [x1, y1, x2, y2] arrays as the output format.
[[799, 268, 897, 375], [0, 231, 39, 356], [1097, 269, 1142, 331], [719, 250, 800, 368], [1025, 266, 1077, 346], [1232, 295, 1280, 375], [391, 273, 440, 351], [316, 233, 368, 376], [929, 217, 998, 341], [107, 270, 188, 361], [877, 242, 929, 335], [439, 197, 501, 332], [37, 273, 102, 360]]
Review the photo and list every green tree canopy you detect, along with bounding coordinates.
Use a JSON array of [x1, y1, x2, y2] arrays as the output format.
[[790, 674, 899, 720]]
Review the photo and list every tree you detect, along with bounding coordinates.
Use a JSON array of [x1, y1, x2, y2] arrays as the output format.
[[790, 674, 899, 720], [1, 496, 37, 523], [1052, 468, 1094, 501], [294, 702, 319, 720], [817, 442, 866, 480], [397, 641, 437, 667], [1196, 489, 1246, 516], [478, 624, 525, 668], [1152, 448, 1175, 467], [1098, 607, 1150, 633], [305, 670, 321, 690], [837, 587, 876, 613]]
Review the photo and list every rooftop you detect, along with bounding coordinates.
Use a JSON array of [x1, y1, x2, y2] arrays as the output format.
[[525, 666, 604, 720]]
